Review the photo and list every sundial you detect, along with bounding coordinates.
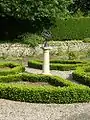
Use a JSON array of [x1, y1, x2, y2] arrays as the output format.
[[42, 29, 52, 47], [41, 29, 52, 75]]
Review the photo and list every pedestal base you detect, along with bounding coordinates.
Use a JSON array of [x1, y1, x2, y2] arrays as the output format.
[[42, 72, 52, 75]]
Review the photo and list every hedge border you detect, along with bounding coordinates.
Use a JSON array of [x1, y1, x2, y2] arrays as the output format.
[[0, 62, 25, 75], [72, 66, 90, 86], [28, 60, 88, 71], [0, 73, 75, 87], [0, 71, 90, 104], [0, 62, 90, 104], [0, 82, 90, 104]]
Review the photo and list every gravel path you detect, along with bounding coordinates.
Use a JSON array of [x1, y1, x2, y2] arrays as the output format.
[[25, 67, 79, 84], [0, 67, 88, 120], [0, 99, 90, 120], [25, 67, 73, 79]]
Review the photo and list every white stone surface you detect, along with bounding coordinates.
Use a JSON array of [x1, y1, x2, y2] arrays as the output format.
[[42, 47, 52, 75]]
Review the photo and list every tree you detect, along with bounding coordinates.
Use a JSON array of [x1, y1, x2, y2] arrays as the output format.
[[68, 0, 90, 16], [0, 0, 71, 29]]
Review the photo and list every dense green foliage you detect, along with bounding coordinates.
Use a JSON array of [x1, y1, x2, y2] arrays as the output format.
[[83, 38, 90, 43], [68, 0, 90, 16], [0, 0, 70, 20], [0, 62, 25, 75], [72, 66, 90, 86], [22, 73, 75, 87], [28, 60, 88, 71], [0, 73, 74, 87], [50, 60, 85, 64], [0, 0, 71, 40], [0, 62, 90, 103], [0, 83, 90, 104], [51, 17, 90, 40], [17, 33, 44, 47]]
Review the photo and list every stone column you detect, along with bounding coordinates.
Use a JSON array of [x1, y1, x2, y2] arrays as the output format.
[[42, 47, 52, 75]]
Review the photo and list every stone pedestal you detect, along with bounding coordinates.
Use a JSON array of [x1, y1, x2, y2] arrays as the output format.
[[42, 47, 52, 75]]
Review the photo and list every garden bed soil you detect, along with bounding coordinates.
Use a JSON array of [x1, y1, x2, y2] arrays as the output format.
[[7, 81, 53, 87], [0, 67, 13, 70]]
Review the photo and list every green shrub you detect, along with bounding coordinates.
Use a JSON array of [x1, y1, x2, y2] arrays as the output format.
[[0, 0, 70, 33], [0, 61, 90, 104], [72, 66, 90, 86], [17, 33, 44, 47], [51, 17, 90, 40], [0, 72, 74, 87], [28, 60, 42, 69], [22, 73, 74, 87], [0, 62, 25, 75], [83, 38, 90, 43], [50, 60, 84, 64], [0, 65, 90, 103], [0, 74, 22, 83], [28, 60, 88, 71], [0, 83, 90, 103]]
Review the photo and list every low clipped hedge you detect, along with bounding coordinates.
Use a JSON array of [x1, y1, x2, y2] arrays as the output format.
[[0, 62, 90, 103], [0, 62, 25, 75], [0, 72, 90, 103], [28, 60, 88, 71], [72, 66, 90, 86], [0, 73, 74, 87], [0, 83, 90, 104]]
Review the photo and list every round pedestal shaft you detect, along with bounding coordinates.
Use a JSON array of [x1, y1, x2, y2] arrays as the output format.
[[43, 50, 50, 74], [42, 47, 52, 75]]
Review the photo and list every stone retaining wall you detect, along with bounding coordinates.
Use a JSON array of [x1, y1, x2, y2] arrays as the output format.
[[0, 41, 90, 59], [49, 41, 90, 53]]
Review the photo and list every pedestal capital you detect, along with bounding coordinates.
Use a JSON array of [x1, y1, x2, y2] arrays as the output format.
[[41, 46, 52, 50]]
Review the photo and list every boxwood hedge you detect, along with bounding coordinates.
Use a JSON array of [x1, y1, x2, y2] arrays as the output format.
[[0, 62, 90, 104], [0, 62, 25, 75], [0, 70, 90, 103], [0, 83, 90, 104], [72, 66, 90, 86], [0, 73, 74, 87], [28, 60, 88, 71]]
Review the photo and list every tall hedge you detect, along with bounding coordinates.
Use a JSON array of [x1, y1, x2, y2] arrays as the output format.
[[51, 17, 90, 40]]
